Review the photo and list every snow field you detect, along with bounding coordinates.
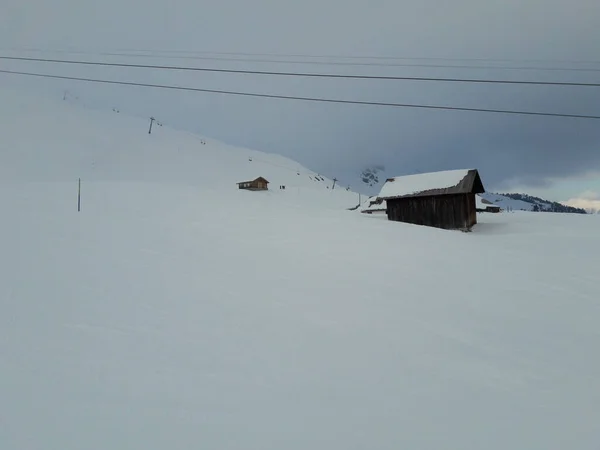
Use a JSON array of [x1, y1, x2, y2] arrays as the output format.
[[1, 85, 599, 449]]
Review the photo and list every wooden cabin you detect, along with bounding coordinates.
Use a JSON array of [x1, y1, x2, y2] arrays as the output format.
[[361, 197, 387, 214], [378, 169, 485, 230], [475, 195, 502, 213], [484, 205, 501, 213], [237, 177, 269, 191]]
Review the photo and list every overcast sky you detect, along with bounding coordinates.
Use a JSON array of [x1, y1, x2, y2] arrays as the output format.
[[1, 0, 599, 203]]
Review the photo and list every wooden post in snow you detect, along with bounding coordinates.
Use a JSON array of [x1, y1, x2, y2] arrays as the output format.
[[148, 117, 155, 134]]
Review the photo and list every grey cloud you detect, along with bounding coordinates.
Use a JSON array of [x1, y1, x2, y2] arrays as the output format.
[[1, 0, 599, 195]]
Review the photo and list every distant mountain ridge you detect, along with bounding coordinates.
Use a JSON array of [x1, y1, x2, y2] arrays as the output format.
[[480, 192, 587, 214], [497, 193, 587, 214], [360, 166, 385, 188]]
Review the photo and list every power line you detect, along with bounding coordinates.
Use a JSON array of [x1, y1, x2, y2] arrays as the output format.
[[6, 46, 600, 66], [1, 68, 598, 120], [2, 56, 599, 88], [102, 50, 600, 66], [2, 49, 600, 72]]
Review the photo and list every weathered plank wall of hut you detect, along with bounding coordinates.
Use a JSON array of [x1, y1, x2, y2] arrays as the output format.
[[386, 193, 477, 229], [467, 193, 476, 225]]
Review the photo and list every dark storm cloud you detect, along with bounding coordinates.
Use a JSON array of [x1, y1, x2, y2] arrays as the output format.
[[1, 0, 599, 193], [353, 82, 600, 190]]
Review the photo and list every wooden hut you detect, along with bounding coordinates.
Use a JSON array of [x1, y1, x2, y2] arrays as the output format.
[[378, 169, 485, 230], [237, 177, 269, 191], [475, 195, 502, 213], [361, 197, 387, 214]]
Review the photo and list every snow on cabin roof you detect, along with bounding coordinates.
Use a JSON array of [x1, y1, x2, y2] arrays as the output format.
[[378, 169, 484, 200]]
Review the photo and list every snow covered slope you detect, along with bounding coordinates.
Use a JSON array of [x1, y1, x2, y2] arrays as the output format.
[[479, 192, 537, 211], [479, 192, 586, 214], [0, 87, 358, 209], [1, 86, 600, 450]]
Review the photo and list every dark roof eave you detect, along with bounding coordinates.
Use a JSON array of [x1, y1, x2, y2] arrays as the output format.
[[381, 191, 478, 200]]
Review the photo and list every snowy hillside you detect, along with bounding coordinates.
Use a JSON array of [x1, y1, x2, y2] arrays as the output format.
[[0, 87, 358, 209], [2, 86, 600, 450], [479, 192, 535, 211], [479, 192, 586, 213]]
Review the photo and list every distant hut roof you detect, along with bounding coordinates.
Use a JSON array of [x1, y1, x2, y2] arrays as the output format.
[[475, 194, 487, 210], [378, 169, 484, 200], [361, 198, 387, 213], [476, 194, 502, 211], [237, 176, 269, 185], [368, 196, 384, 207]]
